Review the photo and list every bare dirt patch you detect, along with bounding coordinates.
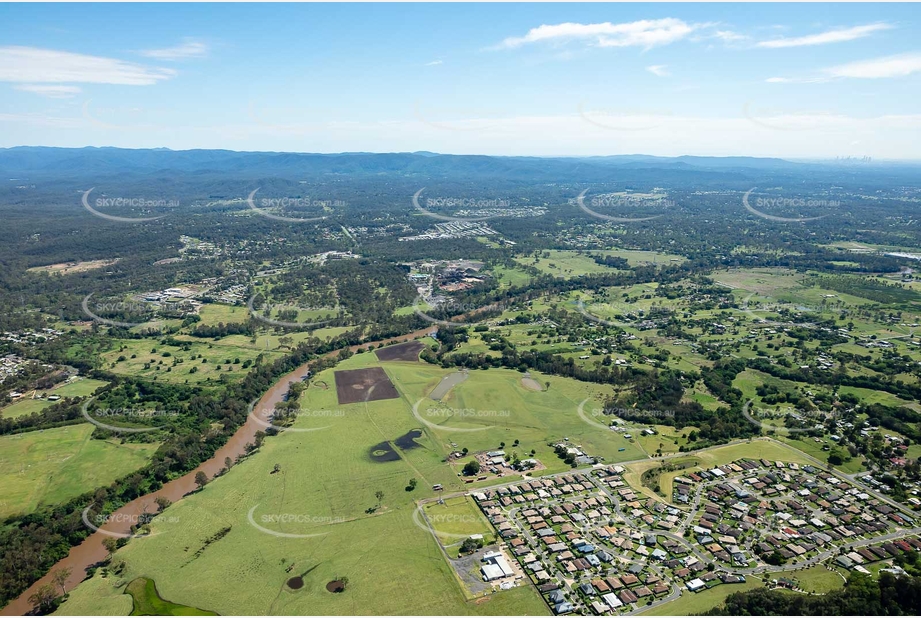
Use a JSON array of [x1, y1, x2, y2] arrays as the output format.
[[325, 580, 345, 593], [334, 367, 399, 404], [521, 377, 544, 392], [374, 340, 425, 362], [28, 259, 118, 275]]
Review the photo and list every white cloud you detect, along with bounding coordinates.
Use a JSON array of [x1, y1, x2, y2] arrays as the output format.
[[756, 23, 891, 48], [14, 84, 81, 98], [768, 52, 921, 83], [765, 76, 830, 84], [0, 111, 86, 128], [425, 60, 443, 66], [712, 30, 748, 43], [140, 40, 208, 61], [646, 65, 670, 77], [0, 46, 175, 85], [496, 18, 698, 50], [827, 53, 921, 79]]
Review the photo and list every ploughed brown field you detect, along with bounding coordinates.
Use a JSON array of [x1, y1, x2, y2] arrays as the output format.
[[333, 367, 400, 404], [374, 340, 425, 362]]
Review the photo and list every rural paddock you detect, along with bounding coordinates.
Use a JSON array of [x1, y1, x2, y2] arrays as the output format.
[[334, 367, 400, 404], [374, 340, 426, 362]]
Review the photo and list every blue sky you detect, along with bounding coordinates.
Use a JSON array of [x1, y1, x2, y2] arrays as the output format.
[[1, 3, 920, 158]]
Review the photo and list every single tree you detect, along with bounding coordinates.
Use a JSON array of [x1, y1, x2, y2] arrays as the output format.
[[29, 584, 57, 614], [155, 496, 172, 512], [51, 567, 72, 595], [102, 537, 119, 558], [194, 471, 208, 489], [463, 460, 481, 476]]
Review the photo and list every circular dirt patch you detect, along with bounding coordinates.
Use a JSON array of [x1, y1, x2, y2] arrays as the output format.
[[326, 580, 345, 593], [287, 576, 304, 590], [314, 381, 328, 390]]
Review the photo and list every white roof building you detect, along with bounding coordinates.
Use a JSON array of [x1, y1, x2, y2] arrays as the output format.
[[602, 593, 623, 609]]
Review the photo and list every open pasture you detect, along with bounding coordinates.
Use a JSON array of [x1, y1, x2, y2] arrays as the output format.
[[0, 424, 158, 518], [56, 350, 552, 616], [101, 337, 281, 385]]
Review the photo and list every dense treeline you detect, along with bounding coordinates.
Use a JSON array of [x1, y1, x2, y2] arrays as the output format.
[[0, 399, 86, 436], [188, 320, 255, 338], [815, 275, 921, 305], [748, 356, 921, 404], [704, 572, 921, 616], [616, 364, 758, 445]]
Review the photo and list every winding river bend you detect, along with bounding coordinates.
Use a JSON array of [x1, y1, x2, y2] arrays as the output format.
[[2, 328, 434, 616]]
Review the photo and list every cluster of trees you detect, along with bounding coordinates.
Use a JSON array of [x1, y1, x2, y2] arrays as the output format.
[[189, 320, 254, 339], [748, 356, 921, 416], [706, 572, 921, 616], [814, 275, 921, 305], [591, 254, 630, 269], [553, 443, 579, 467], [0, 398, 85, 436]]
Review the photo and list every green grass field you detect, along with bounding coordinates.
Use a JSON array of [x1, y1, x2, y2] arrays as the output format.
[[514, 251, 625, 278], [423, 496, 494, 557], [406, 366, 646, 468], [639, 580, 762, 615], [125, 578, 217, 615], [54, 378, 110, 398], [0, 397, 49, 420], [513, 249, 685, 280], [694, 440, 814, 467], [101, 338, 282, 385], [56, 353, 574, 616], [779, 436, 866, 474], [51, 573, 133, 616], [0, 424, 158, 518], [837, 386, 920, 410], [636, 426, 692, 456], [490, 265, 534, 288], [197, 303, 249, 326], [777, 565, 846, 594]]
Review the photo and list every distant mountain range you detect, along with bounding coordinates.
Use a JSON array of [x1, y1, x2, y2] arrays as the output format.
[[1, 147, 917, 185]]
